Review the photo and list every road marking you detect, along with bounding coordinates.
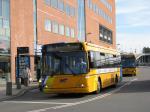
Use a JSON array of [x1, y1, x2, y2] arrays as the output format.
[[27, 78, 138, 112], [3, 101, 73, 105]]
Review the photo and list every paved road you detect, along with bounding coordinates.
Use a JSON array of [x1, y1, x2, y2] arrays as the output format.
[[0, 67, 150, 112]]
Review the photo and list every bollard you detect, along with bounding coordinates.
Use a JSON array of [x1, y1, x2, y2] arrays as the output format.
[[6, 73, 12, 96], [24, 78, 29, 87], [6, 82, 12, 96], [16, 78, 21, 89]]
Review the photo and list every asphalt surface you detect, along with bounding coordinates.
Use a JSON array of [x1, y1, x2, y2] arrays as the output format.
[[0, 67, 150, 112]]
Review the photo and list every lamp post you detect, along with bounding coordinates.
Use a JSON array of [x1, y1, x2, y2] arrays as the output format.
[[6, 0, 12, 96], [117, 43, 120, 51], [84, 0, 87, 42]]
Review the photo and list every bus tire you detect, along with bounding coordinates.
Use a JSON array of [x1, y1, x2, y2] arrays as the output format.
[[133, 74, 136, 76], [39, 86, 43, 92], [94, 79, 101, 94]]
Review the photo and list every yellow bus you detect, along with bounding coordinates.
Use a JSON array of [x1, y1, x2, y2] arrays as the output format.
[[121, 53, 137, 76], [40, 42, 122, 94]]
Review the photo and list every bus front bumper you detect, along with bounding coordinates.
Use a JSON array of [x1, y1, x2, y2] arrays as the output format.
[[43, 87, 90, 94], [123, 69, 136, 76]]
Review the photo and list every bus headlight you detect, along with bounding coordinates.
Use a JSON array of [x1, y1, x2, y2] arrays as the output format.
[[81, 84, 85, 88], [85, 76, 90, 79], [45, 85, 48, 88], [38, 79, 42, 83], [76, 83, 85, 88]]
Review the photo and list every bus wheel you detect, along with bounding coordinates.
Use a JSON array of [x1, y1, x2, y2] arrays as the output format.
[[133, 74, 136, 76], [39, 86, 43, 92], [94, 79, 101, 94]]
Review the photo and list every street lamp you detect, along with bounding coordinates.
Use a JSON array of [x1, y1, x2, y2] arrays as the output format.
[[6, 0, 12, 96], [84, 0, 87, 42], [117, 43, 120, 51]]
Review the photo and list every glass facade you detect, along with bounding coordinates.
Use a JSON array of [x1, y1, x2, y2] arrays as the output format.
[[77, 0, 86, 42], [0, 0, 10, 53], [0, 0, 2, 16], [0, 0, 10, 83]]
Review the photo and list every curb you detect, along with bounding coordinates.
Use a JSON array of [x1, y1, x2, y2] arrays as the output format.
[[0, 85, 38, 102]]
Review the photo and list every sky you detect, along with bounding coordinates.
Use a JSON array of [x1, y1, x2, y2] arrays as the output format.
[[116, 0, 150, 53]]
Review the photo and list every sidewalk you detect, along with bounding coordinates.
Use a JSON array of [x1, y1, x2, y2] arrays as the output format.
[[0, 82, 38, 102]]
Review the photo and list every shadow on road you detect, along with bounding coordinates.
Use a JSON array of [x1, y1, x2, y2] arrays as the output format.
[[11, 84, 120, 101], [117, 80, 150, 94], [47, 93, 86, 99]]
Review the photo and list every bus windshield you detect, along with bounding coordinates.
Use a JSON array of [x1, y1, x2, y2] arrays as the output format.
[[42, 51, 88, 76], [121, 57, 136, 67]]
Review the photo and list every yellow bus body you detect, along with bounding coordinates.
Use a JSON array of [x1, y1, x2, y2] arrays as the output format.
[[123, 67, 137, 76], [44, 68, 120, 94], [43, 42, 121, 94]]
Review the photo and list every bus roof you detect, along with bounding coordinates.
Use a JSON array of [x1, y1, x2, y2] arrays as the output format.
[[84, 42, 119, 55], [121, 53, 136, 58], [42, 42, 119, 55]]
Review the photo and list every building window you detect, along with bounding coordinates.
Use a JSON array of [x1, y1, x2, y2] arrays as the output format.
[[70, 7, 75, 17], [44, 0, 76, 17], [88, 0, 112, 24], [0, 28, 3, 36], [100, 0, 112, 12], [45, 19, 51, 32], [3, 19, 9, 29], [58, 0, 64, 11], [59, 24, 64, 35], [0, 0, 10, 56], [44, 0, 51, 6], [3, 0, 10, 19], [65, 26, 70, 37], [52, 21, 58, 33], [65, 4, 70, 16], [89, 1, 93, 9], [5, 28, 10, 37], [0, 0, 2, 16], [51, 0, 58, 8], [0, 18, 2, 28], [71, 28, 75, 38], [87, 0, 90, 8], [99, 25, 112, 44]]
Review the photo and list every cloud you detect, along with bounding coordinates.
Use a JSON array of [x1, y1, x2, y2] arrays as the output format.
[[116, 0, 150, 28], [116, 0, 149, 14], [116, 6, 148, 15], [116, 33, 150, 53], [116, 0, 150, 53]]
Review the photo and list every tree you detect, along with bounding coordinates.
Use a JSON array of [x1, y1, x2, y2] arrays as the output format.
[[142, 47, 150, 54]]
